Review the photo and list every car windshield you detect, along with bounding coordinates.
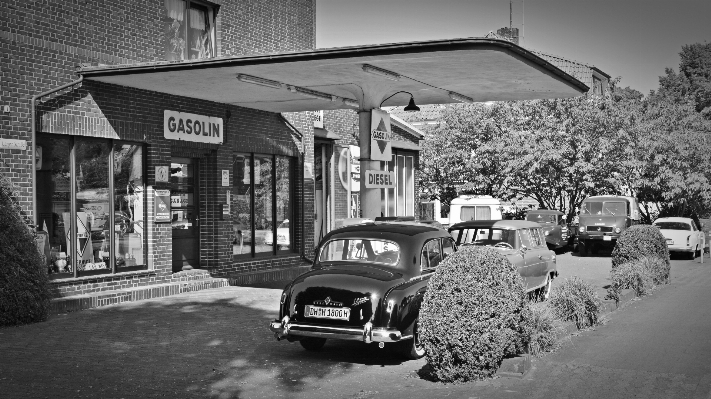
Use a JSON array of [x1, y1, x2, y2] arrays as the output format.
[[581, 201, 627, 216], [450, 228, 517, 248], [526, 214, 557, 224], [654, 222, 691, 231], [319, 238, 400, 266]]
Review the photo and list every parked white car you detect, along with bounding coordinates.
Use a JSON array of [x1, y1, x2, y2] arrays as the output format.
[[653, 217, 704, 259]]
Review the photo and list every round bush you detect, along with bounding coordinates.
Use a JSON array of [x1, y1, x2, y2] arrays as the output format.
[[419, 245, 528, 382], [0, 179, 51, 327], [549, 277, 603, 329], [611, 225, 670, 269]]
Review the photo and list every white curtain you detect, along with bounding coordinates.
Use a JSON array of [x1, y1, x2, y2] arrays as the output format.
[[189, 8, 206, 30], [164, 0, 184, 21]]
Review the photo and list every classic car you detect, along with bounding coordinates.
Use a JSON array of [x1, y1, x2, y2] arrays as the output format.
[[577, 195, 641, 256], [525, 209, 571, 250], [653, 217, 704, 259], [269, 221, 456, 359], [448, 220, 558, 298]]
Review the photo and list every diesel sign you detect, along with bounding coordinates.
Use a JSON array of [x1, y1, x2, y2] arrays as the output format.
[[364, 170, 396, 189]]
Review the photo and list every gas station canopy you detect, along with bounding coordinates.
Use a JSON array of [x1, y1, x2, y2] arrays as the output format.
[[78, 37, 588, 112]]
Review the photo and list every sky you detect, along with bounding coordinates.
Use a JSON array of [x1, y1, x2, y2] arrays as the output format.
[[316, 0, 711, 95]]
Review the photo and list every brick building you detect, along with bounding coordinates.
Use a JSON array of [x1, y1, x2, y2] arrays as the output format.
[[0, 0, 429, 301], [0, 0, 321, 298]]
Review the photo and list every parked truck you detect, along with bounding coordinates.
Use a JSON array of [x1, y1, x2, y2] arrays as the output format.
[[576, 195, 641, 256]]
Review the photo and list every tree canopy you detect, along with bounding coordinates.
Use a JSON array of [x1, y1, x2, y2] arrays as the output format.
[[417, 42, 711, 222]]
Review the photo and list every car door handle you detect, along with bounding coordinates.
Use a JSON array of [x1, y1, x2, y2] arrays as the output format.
[[538, 255, 544, 260]]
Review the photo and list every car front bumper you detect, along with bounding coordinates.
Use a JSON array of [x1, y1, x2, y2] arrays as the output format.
[[269, 316, 405, 344]]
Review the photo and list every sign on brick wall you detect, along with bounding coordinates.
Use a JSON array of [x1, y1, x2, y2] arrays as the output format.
[[164, 110, 223, 145]]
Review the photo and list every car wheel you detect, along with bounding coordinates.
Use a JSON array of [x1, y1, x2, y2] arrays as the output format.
[[397, 321, 426, 360], [299, 337, 326, 351], [689, 248, 697, 260], [578, 241, 587, 257]]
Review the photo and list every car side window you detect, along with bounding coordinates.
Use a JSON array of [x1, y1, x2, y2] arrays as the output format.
[[519, 229, 532, 249], [442, 238, 455, 259], [421, 239, 442, 271]]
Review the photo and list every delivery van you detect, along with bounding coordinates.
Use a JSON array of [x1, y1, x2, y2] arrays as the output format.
[[577, 195, 640, 256]]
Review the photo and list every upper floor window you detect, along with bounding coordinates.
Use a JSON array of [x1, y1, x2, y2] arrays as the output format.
[[164, 0, 216, 61]]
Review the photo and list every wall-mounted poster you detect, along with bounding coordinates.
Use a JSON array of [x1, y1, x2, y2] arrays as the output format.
[[155, 190, 171, 223]]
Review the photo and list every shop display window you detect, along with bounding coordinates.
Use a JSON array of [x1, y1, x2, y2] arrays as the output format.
[[232, 153, 294, 258], [36, 134, 146, 279], [163, 0, 216, 61]]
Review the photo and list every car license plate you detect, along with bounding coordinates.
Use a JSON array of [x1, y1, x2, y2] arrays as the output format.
[[603, 236, 612, 241], [304, 305, 350, 320]]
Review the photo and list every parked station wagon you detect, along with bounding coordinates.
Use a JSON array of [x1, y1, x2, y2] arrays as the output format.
[[448, 220, 558, 297], [525, 209, 570, 250], [269, 221, 456, 359]]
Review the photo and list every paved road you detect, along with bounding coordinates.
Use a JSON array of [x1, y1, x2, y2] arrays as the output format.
[[0, 254, 708, 399]]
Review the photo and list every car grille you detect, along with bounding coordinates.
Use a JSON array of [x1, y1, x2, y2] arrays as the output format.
[[587, 226, 613, 233]]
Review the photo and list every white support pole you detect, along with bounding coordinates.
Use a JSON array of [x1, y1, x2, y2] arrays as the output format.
[[358, 110, 382, 219]]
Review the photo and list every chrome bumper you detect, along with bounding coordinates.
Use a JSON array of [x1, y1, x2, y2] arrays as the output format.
[[269, 316, 404, 343]]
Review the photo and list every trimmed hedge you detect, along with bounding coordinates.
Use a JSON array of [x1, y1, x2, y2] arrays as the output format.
[[611, 225, 670, 269], [548, 277, 603, 330], [420, 245, 529, 382], [0, 178, 51, 327], [606, 256, 670, 302]]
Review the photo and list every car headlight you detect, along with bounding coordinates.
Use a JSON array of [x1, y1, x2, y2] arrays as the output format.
[[579, 226, 586, 233], [615, 227, 622, 234], [544, 230, 550, 236]]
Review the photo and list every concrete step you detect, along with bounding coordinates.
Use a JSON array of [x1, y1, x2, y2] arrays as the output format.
[[50, 277, 229, 315], [227, 265, 312, 286]]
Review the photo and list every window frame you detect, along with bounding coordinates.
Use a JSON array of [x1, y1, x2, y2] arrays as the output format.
[[232, 153, 296, 259], [36, 134, 147, 280], [164, 0, 218, 61]]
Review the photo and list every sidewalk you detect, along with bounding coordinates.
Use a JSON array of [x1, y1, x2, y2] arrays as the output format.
[[48, 265, 311, 315]]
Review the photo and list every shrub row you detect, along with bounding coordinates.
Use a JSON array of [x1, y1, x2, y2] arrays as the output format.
[[607, 225, 672, 303], [420, 246, 605, 382]]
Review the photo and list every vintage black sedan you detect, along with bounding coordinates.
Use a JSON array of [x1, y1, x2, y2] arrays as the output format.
[[269, 221, 456, 359], [448, 220, 558, 298]]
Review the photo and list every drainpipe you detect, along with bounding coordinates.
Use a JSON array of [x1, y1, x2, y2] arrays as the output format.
[[31, 75, 84, 225]]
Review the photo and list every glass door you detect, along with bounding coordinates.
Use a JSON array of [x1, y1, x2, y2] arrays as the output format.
[[170, 157, 199, 271]]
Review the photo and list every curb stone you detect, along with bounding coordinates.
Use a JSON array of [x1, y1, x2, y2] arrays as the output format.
[[495, 287, 639, 379]]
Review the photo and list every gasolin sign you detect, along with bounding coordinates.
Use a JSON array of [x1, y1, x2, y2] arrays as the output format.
[[164, 110, 223, 145], [370, 109, 392, 161], [364, 170, 396, 189]]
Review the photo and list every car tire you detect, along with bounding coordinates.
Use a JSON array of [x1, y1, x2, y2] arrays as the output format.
[[396, 321, 426, 360], [578, 241, 587, 257], [299, 337, 326, 351]]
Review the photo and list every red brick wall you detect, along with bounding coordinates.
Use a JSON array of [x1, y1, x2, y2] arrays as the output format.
[[0, 0, 316, 296], [0, 0, 315, 221]]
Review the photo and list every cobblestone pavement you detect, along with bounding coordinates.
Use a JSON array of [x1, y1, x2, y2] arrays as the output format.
[[1, 255, 709, 399]]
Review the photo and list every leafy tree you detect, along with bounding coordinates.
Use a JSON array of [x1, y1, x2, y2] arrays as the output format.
[[657, 42, 711, 118]]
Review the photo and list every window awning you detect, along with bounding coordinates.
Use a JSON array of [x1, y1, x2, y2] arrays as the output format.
[[313, 127, 341, 140], [78, 37, 588, 113]]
